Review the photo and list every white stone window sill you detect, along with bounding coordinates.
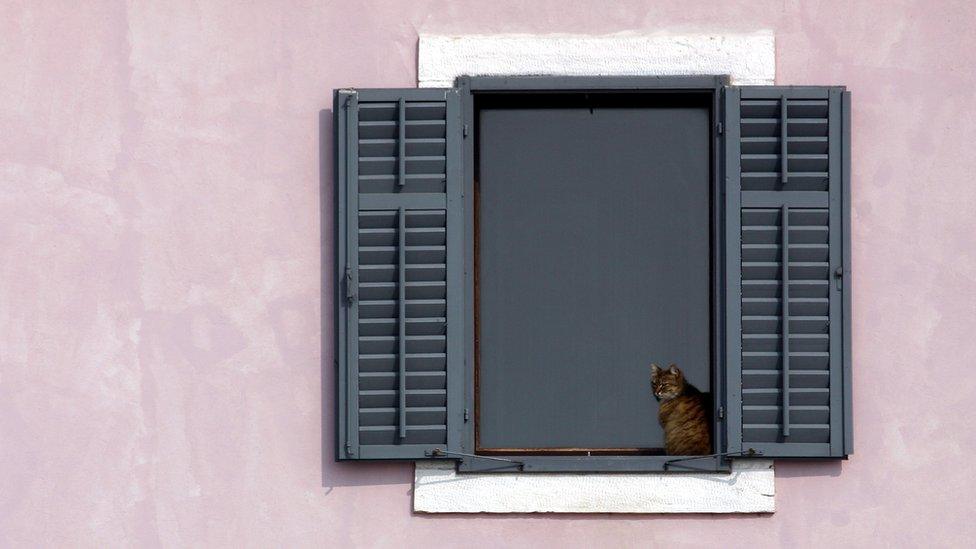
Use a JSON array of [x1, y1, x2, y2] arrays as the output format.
[[414, 460, 775, 514], [415, 31, 776, 514]]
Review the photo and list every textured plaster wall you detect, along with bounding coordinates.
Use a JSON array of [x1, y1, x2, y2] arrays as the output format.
[[1, 1, 975, 547]]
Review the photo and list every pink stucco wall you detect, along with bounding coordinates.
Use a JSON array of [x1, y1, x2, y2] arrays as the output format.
[[2, 1, 975, 547]]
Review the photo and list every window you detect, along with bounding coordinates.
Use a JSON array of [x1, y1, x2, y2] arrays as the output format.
[[475, 90, 713, 466], [334, 76, 852, 473]]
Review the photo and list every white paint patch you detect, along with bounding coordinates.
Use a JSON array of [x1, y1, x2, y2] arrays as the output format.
[[418, 32, 775, 87], [414, 460, 775, 514], [415, 32, 776, 514]]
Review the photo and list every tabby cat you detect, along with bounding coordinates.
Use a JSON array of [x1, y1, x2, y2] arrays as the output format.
[[650, 364, 711, 455]]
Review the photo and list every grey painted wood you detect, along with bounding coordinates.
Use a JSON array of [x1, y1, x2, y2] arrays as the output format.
[[443, 89, 465, 454], [477, 96, 711, 450], [358, 194, 446, 210], [397, 207, 407, 439], [335, 87, 461, 461], [781, 205, 791, 437], [458, 76, 728, 472], [353, 88, 453, 102], [842, 91, 854, 455], [828, 88, 844, 457], [709, 87, 726, 460], [723, 87, 744, 455], [463, 74, 730, 91], [741, 87, 831, 99], [459, 78, 478, 456], [780, 98, 788, 184], [344, 91, 361, 459], [334, 90, 352, 460], [458, 454, 728, 474], [336, 78, 850, 469], [741, 191, 829, 208], [397, 98, 406, 188], [730, 86, 851, 459]]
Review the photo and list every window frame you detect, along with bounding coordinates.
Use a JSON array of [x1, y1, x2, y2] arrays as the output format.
[[458, 75, 730, 473]]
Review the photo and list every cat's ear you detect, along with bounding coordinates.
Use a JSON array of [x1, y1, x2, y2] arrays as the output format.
[[651, 363, 661, 375], [668, 364, 679, 374]]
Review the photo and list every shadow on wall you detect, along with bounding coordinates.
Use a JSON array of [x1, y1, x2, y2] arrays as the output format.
[[774, 460, 843, 479], [319, 108, 417, 491]]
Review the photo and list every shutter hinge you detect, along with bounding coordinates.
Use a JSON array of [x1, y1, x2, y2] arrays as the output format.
[[717, 122, 724, 134], [345, 442, 354, 456], [718, 406, 725, 420], [339, 89, 357, 106], [343, 266, 356, 304], [834, 266, 844, 290], [463, 408, 469, 422], [463, 123, 469, 138]]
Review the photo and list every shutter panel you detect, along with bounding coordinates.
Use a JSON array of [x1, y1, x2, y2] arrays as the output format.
[[724, 86, 852, 458], [335, 88, 463, 460]]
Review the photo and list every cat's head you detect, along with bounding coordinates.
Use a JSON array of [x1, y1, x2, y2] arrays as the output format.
[[650, 363, 685, 401]]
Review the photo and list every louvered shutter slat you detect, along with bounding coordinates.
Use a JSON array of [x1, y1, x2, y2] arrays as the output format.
[[335, 88, 462, 460], [725, 86, 852, 459]]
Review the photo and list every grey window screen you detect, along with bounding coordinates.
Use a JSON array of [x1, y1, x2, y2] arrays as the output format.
[[475, 96, 711, 451], [724, 86, 852, 458], [335, 88, 463, 460]]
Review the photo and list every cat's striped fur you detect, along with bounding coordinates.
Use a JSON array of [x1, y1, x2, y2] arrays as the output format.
[[651, 364, 711, 455]]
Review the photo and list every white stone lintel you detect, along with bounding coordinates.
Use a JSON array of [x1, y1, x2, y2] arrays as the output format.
[[418, 32, 775, 88]]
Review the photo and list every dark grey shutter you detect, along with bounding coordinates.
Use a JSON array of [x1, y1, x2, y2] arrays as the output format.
[[335, 88, 463, 460], [724, 86, 852, 458]]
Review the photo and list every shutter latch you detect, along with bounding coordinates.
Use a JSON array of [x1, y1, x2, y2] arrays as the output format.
[[426, 448, 524, 470], [344, 266, 357, 304], [663, 448, 761, 471], [833, 266, 844, 290]]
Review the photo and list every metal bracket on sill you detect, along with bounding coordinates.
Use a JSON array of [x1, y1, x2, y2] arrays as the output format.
[[663, 448, 762, 471], [425, 448, 525, 471]]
